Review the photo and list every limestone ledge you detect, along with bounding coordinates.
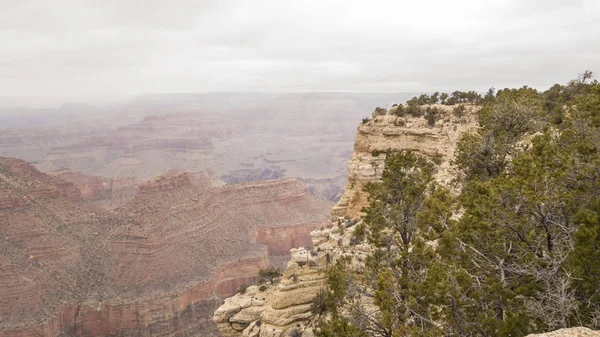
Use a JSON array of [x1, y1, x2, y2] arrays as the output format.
[[213, 106, 600, 337], [332, 105, 478, 219], [525, 327, 600, 337], [213, 223, 369, 337]]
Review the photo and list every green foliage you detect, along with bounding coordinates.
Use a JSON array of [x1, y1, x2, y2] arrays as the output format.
[[574, 80, 600, 127], [372, 107, 387, 117], [392, 104, 406, 117], [361, 117, 369, 124], [406, 99, 424, 117], [337, 218, 346, 235], [326, 263, 349, 316], [237, 283, 249, 294], [453, 104, 466, 117], [316, 72, 600, 336], [314, 317, 367, 337], [351, 222, 365, 245], [258, 267, 282, 284], [441, 90, 482, 105], [424, 106, 439, 126], [440, 92, 449, 103], [371, 149, 384, 157], [311, 289, 333, 316], [568, 200, 600, 324], [363, 151, 434, 247], [455, 90, 543, 182]]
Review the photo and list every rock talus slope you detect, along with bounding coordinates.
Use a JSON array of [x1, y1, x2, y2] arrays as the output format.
[[0, 158, 331, 337]]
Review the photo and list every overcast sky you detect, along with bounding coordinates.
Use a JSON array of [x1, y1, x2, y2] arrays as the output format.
[[1, 0, 599, 105]]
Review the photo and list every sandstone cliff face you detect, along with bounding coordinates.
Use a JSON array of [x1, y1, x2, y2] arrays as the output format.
[[525, 327, 600, 337], [214, 106, 599, 337], [3, 93, 420, 203], [213, 225, 365, 337], [331, 105, 478, 219], [47, 167, 143, 209], [0, 158, 331, 337], [212, 107, 481, 337]]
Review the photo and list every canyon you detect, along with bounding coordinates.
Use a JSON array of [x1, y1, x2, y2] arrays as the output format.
[[0, 93, 417, 203], [213, 104, 479, 336], [0, 157, 331, 336], [214, 102, 600, 337], [0, 93, 418, 337]]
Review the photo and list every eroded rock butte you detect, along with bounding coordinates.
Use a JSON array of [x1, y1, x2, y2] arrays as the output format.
[[0, 157, 331, 337]]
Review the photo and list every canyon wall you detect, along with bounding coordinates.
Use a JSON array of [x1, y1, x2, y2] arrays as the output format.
[[1, 93, 420, 202], [47, 168, 143, 208], [331, 104, 477, 219], [213, 105, 479, 337], [0, 158, 331, 337], [214, 105, 599, 337]]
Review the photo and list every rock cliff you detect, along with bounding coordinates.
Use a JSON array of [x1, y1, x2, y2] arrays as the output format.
[[213, 105, 479, 337], [213, 223, 367, 337], [214, 106, 599, 337], [47, 167, 143, 209], [0, 158, 331, 337], [2, 93, 390, 202], [525, 328, 600, 337], [332, 105, 478, 219]]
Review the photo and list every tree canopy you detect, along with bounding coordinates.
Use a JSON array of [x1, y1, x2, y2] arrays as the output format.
[[315, 71, 600, 337]]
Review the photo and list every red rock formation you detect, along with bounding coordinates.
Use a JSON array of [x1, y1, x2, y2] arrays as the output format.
[[138, 172, 191, 194], [0, 158, 331, 337], [256, 221, 327, 256], [48, 168, 145, 209]]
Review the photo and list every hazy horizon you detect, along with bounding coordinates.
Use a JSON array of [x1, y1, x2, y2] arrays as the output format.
[[2, 0, 599, 106]]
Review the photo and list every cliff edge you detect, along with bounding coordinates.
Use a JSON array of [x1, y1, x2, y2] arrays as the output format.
[[213, 105, 479, 336]]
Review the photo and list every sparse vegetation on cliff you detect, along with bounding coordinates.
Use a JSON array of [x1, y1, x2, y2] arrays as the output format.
[[315, 71, 600, 337], [406, 90, 483, 106], [258, 267, 283, 285]]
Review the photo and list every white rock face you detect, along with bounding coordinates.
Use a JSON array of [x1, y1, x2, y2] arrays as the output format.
[[525, 327, 600, 337], [214, 105, 478, 337], [214, 106, 598, 337], [331, 105, 479, 219], [214, 105, 600, 337], [213, 223, 368, 337]]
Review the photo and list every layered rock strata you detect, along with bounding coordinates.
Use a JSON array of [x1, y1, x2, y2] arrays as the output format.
[[213, 219, 371, 337], [0, 158, 331, 337], [525, 328, 600, 337], [331, 105, 478, 219], [214, 106, 599, 337], [214, 106, 478, 336], [47, 167, 143, 208]]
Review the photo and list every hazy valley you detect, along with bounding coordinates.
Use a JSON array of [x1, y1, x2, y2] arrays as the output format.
[[2, 1, 598, 336], [0, 93, 417, 204]]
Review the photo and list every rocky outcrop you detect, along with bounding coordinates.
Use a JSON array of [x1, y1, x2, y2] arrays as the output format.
[[0, 157, 81, 202], [47, 167, 143, 208], [214, 105, 600, 337], [2, 93, 393, 202], [0, 158, 331, 337], [525, 327, 600, 337], [138, 172, 191, 193], [213, 221, 368, 337], [213, 106, 481, 336], [332, 105, 478, 219]]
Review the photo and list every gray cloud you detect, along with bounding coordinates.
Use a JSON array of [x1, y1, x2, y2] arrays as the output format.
[[1, 0, 599, 105]]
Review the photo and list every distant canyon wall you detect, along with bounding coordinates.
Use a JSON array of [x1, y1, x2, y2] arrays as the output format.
[[0, 158, 331, 337]]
